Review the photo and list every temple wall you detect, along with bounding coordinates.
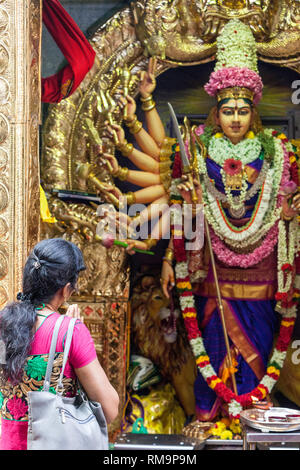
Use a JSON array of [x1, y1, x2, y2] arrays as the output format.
[[0, 0, 41, 307]]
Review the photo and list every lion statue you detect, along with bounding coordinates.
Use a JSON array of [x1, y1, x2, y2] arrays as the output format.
[[130, 274, 197, 419]]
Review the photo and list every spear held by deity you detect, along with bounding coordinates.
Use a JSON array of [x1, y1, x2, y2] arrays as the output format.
[[167, 102, 238, 395]]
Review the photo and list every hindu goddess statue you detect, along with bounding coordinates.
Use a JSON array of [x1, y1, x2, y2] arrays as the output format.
[[101, 19, 300, 421]]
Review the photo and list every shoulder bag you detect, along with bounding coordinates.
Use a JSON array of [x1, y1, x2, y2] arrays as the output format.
[[27, 315, 109, 450]]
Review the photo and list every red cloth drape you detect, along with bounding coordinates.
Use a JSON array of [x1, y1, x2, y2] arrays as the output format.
[[42, 0, 96, 103]]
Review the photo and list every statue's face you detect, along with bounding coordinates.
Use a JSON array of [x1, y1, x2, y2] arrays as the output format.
[[216, 98, 253, 144]]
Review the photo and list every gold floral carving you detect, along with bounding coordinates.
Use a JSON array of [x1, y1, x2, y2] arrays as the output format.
[[77, 300, 129, 438], [0, 0, 12, 309], [133, 0, 300, 72], [26, 0, 42, 253], [0, 0, 41, 308]]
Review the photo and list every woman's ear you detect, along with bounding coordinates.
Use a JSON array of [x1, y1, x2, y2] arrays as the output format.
[[62, 283, 73, 301]]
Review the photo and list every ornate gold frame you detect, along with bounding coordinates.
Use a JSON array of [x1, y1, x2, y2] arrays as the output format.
[[0, 0, 41, 308], [1, 0, 299, 438]]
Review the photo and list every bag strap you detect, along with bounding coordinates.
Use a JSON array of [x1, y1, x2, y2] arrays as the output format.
[[56, 317, 76, 394], [43, 315, 64, 392]]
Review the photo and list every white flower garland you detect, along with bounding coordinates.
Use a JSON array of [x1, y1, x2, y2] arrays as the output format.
[[197, 132, 285, 247], [277, 218, 298, 294], [170, 170, 297, 419], [208, 135, 262, 166], [214, 19, 259, 73]]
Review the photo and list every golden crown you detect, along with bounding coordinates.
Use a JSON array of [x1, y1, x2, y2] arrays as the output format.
[[217, 86, 254, 103]]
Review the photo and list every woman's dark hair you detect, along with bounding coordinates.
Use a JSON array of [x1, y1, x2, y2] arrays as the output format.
[[0, 238, 85, 383]]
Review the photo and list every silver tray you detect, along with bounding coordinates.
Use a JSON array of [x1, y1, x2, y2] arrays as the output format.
[[240, 407, 300, 433], [114, 433, 205, 450]]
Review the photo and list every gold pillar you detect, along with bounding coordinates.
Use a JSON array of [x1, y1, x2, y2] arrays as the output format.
[[0, 0, 41, 306]]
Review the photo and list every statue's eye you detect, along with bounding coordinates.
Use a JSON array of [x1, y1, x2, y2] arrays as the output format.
[[153, 295, 162, 300], [222, 109, 234, 116], [239, 109, 250, 115]]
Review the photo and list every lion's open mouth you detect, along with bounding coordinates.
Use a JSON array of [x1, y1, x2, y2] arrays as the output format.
[[159, 307, 178, 343]]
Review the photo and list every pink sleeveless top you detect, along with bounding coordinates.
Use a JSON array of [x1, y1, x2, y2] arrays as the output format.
[[0, 313, 97, 450]]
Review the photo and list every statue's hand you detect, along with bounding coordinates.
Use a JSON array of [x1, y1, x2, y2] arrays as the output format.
[[97, 182, 123, 207], [65, 304, 84, 322], [291, 193, 300, 213], [105, 123, 126, 147], [282, 192, 300, 219], [125, 239, 149, 255], [177, 175, 202, 205], [119, 94, 136, 122], [97, 207, 135, 239], [160, 261, 175, 299], [99, 152, 119, 176], [139, 56, 157, 98]]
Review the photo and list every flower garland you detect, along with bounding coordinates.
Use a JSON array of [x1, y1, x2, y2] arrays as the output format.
[[210, 222, 279, 268], [205, 173, 276, 243], [170, 198, 297, 419], [276, 217, 298, 301], [196, 130, 286, 253], [169, 130, 299, 418], [208, 134, 262, 167]]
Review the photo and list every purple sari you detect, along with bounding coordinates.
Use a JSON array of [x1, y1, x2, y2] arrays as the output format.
[[192, 153, 279, 420]]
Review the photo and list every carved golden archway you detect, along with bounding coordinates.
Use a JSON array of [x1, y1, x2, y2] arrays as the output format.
[[40, 0, 300, 436]]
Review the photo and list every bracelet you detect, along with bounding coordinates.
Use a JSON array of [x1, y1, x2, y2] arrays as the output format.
[[116, 166, 129, 181], [117, 141, 133, 157], [164, 247, 174, 259], [140, 95, 153, 103], [126, 191, 136, 206], [162, 247, 174, 266], [124, 114, 136, 126], [127, 117, 143, 135], [141, 99, 156, 112], [140, 94, 156, 112]]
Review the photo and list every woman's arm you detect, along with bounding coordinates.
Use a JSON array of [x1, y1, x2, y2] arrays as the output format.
[[75, 359, 119, 424]]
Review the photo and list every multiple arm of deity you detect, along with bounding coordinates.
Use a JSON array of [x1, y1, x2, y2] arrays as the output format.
[[99, 62, 203, 296], [99, 57, 300, 297], [100, 58, 178, 253]]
